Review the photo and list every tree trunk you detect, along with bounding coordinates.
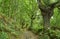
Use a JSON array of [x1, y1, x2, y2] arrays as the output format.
[[41, 11, 54, 39], [43, 14, 50, 32], [41, 9, 53, 33]]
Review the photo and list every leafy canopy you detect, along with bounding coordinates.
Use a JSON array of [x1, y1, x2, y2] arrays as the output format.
[[41, 0, 59, 6]]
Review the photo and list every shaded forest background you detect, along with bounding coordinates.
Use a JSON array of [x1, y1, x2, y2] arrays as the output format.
[[0, 0, 60, 39]]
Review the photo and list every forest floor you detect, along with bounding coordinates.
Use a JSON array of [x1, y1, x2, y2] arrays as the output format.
[[8, 29, 39, 39]]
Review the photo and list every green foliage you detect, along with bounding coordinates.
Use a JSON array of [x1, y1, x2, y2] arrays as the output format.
[[42, 0, 59, 6], [0, 0, 60, 39], [49, 0, 58, 4], [0, 31, 8, 39]]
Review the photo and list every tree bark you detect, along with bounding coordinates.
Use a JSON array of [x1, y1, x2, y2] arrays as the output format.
[[43, 14, 50, 32], [37, 0, 60, 39], [41, 9, 53, 32], [41, 10, 54, 39]]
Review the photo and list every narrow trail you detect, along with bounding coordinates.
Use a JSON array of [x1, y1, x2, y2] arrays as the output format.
[[18, 30, 39, 39]]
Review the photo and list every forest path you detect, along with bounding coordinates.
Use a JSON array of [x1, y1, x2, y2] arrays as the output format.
[[17, 30, 39, 39]]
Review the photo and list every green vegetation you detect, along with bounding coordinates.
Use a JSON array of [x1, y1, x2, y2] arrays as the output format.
[[0, 0, 60, 39]]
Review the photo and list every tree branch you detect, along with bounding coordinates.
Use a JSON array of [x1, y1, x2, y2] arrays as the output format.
[[37, 0, 46, 11], [55, 3, 60, 8], [37, 0, 52, 12], [49, 1, 59, 8]]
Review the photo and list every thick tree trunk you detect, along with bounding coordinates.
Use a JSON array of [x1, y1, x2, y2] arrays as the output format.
[[41, 11, 54, 39], [43, 14, 50, 33], [41, 9, 53, 32]]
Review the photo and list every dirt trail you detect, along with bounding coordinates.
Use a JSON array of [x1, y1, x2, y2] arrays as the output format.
[[18, 30, 39, 39], [8, 30, 39, 39]]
